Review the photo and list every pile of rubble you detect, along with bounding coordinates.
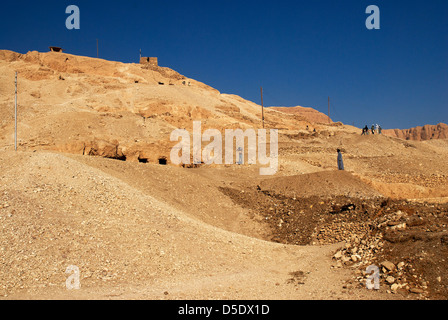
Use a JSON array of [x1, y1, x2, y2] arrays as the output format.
[[221, 186, 448, 299], [331, 207, 446, 298]]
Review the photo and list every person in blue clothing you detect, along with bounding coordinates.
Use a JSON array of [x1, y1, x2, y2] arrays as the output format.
[[237, 147, 243, 165], [337, 149, 344, 171]]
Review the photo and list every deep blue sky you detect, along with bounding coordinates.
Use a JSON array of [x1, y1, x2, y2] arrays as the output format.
[[1, 0, 447, 129]]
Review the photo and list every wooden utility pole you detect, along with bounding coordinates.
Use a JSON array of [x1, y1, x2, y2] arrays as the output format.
[[14, 72, 17, 151], [261, 87, 264, 128]]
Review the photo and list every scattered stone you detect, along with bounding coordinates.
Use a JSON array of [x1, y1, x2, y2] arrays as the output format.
[[333, 251, 342, 259], [386, 276, 395, 284], [381, 261, 396, 272], [410, 287, 424, 294]]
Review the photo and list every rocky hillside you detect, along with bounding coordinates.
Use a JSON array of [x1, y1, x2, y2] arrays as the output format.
[[268, 106, 332, 124], [384, 123, 448, 141], [0, 50, 342, 164]]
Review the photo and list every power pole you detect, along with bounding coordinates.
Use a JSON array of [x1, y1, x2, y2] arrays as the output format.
[[261, 87, 264, 128], [328, 96, 330, 123], [14, 72, 17, 151], [96, 39, 99, 58]]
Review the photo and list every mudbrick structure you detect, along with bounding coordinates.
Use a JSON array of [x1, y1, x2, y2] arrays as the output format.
[[140, 56, 158, 67]]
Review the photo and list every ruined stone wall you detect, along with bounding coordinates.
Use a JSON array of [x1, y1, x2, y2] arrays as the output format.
[[140, 57, 158, 67]]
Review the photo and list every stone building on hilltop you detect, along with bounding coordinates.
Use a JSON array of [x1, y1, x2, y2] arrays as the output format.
[[140, 57, 158, 67]]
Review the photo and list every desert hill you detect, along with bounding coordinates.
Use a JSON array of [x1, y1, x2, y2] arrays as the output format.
[[1, 49, 448, 300], [1, 50, 339, 163]]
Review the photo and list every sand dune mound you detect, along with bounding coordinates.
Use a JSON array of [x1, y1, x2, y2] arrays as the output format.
[[258, 170, 383, 199]]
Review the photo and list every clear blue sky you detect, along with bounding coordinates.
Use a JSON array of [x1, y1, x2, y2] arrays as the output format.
[[1, 0, 447, 129]]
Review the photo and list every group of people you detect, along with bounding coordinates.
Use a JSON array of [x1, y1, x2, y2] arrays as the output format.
[[338, 123, 383, 170], [337, 123, 383, 171], [362, 124, 382, 135]]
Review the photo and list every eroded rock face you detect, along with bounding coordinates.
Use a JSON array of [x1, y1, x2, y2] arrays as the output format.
[[384, 123, 448, 141], [268, 106, 332, 124]]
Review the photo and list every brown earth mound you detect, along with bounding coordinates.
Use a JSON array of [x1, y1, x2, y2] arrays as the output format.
[[221, 186, 448, 299], [257, 170, 383, 199]]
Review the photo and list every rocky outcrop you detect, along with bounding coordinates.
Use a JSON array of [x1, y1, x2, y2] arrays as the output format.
[[384, 123, 448, 141], [269, 106, 332, 124]]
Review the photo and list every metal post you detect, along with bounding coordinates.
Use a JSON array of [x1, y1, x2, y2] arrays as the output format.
[[261, 87, 264, 128], [14, 72, 17, 151]]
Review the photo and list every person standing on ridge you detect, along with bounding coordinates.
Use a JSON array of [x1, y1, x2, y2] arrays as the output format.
[[337, 149, 344, 171], [362, 125, 369, 135]]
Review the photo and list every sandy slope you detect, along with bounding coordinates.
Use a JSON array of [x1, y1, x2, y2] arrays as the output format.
[[0, 150, 392, 300]]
